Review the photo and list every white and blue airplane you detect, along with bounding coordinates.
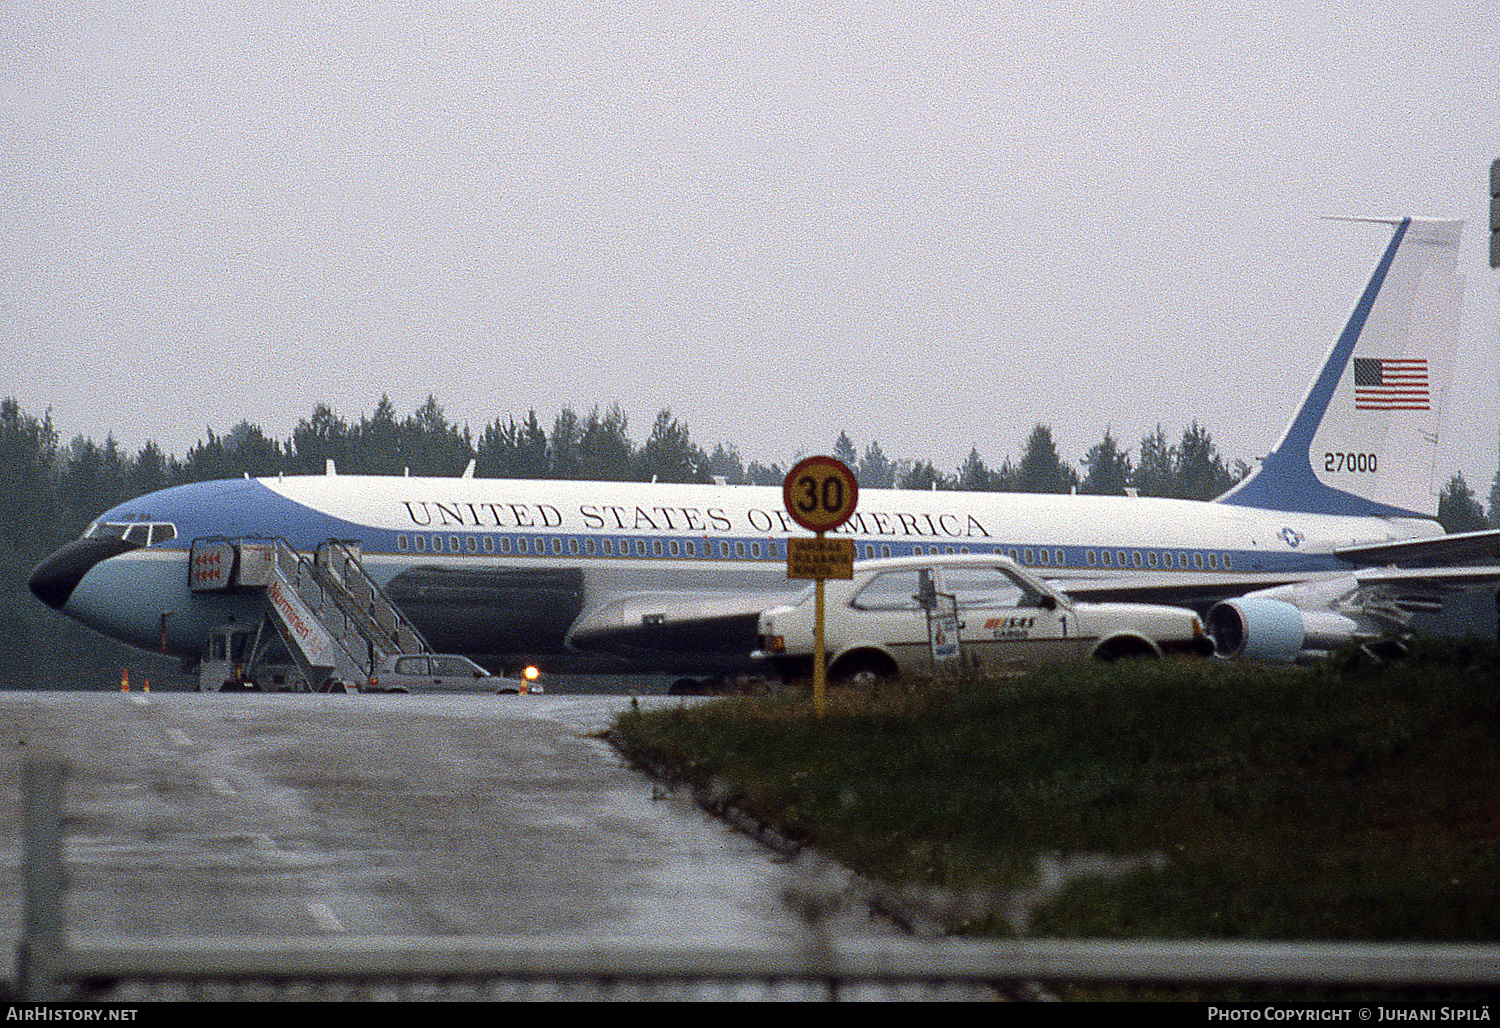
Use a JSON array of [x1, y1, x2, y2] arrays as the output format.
[[29, 216, 1500, 676]]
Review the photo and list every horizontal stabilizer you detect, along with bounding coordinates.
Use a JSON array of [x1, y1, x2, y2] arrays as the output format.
[[1335, 529, 1500, 568], [1353, 564, 1500, 592]]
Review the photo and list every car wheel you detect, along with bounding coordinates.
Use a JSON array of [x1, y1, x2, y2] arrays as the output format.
[[829, 651, 897, 685], [1093, 636, 1159, 662]]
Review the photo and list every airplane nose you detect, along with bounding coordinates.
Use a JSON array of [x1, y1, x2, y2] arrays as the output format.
[[28, 538, 138, 610]]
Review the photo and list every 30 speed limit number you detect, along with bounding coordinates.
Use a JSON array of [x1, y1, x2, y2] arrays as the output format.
[[782, 456, 859, 533]]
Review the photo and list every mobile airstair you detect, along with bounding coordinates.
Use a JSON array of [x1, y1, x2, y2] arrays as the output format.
[[191, 538, 429, 692]]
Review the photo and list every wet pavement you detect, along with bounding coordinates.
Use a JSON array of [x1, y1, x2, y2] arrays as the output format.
[[0, 691, 906, 977]]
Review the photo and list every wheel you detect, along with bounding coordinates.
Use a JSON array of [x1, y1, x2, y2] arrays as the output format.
[[828, 650, 898, 685], [1092, 637, 1159, 662]]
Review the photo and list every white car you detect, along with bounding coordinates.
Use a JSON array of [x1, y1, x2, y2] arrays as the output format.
[[753, 554, 1212, 681], [365, 653, 543, 694]]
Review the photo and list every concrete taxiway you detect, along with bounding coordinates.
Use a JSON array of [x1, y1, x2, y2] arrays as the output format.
[[0, 690, 895, 983]]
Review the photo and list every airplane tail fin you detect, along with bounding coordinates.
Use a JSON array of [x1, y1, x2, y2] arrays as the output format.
[[1217, 216, 1464, 520]]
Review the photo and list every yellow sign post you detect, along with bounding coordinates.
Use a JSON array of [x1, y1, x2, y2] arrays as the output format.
[[783, 457, 859, 719]]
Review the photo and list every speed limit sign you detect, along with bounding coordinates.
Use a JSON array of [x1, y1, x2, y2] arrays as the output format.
[[783, 456, 859, 533]]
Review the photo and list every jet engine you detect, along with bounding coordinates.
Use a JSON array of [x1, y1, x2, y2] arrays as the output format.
[[1207, 598, 1364, 663]]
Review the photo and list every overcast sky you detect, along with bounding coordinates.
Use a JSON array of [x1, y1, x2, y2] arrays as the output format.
[[5, 2, 1497, 496]]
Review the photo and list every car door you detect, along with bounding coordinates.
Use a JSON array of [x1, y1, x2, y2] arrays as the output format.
[[430, 655, 479, 691], [844, 567, 937, 675], [937, 564, 1085, 669]]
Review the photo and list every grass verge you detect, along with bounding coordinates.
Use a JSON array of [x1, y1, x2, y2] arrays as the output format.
[[611, 639, 1500, 944]]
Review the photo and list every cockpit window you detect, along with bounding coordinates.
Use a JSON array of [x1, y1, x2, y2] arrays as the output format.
[[84, 521, 178, 545]]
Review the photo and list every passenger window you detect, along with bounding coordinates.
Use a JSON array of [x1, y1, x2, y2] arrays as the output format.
[[395, 657, 427, 675], [851, 570, 927, 611]]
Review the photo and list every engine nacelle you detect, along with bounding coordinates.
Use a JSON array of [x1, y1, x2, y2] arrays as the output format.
[[1207, 598, 1362, 663]]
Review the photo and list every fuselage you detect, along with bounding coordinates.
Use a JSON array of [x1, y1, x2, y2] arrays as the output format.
[[28, 473, 1437, 674]]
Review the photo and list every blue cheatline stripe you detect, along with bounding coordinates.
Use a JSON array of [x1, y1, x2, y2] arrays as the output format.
[[386, 529, 1338, 575], [1218, 219, 1429, 519]]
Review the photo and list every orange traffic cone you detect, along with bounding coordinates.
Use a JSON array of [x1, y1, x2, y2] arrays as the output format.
[[121, 669, 130, 692], [142, 679, 150, 693]]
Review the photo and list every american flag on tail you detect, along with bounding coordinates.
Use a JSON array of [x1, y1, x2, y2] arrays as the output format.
[[1353, 357, 1429, 411]]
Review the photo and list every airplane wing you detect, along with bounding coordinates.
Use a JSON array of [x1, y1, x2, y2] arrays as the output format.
[[1334, 529, 1500, 567], [1047, 571, 1350, 608], [1353, 565, 1500, 589], [1054, 538, 1500, 609], [1056, 564, 1499, 663]]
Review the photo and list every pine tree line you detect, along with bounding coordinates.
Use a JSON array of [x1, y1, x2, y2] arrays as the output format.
[[2, 394, 1494, 573]]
